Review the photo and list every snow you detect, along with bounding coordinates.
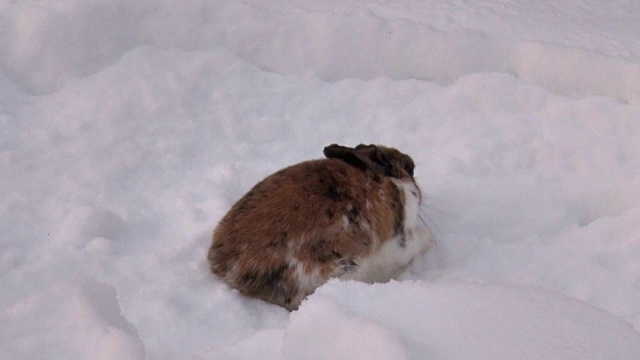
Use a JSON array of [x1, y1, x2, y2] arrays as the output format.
[[2, 279, 145, 360], [282, 280, 640, 360], [1, 0, 640, 359]]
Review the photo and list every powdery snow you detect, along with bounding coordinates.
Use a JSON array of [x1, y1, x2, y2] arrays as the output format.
[[282, 280, 640, 360], [1, 0, 640, 359], [2, 279, 145, 360]]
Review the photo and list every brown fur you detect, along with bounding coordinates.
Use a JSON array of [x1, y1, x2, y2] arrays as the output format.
[[208, 144, 418, 310]]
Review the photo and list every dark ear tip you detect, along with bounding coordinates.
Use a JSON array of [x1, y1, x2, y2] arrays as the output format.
[[354, 144, 377, 151], [323, 144, 345, 158], [322, 144, 338, 157]]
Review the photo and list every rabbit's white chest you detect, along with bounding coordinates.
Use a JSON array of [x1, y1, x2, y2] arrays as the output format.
[[350, 227, 431, 283], [344, 181, 432, 283]]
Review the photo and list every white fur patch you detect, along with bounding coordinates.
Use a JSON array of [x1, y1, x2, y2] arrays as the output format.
[[289, 255, 324, 295], [341, 179, 432, 283], [393, 179, 421, 230], [341, 215, 349, 229]]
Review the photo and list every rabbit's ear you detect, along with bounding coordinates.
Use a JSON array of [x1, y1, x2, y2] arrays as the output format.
[[323, 144, 387, 175]]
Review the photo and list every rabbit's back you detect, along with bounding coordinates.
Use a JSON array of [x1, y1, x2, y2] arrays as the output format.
[[209, 159, 400, 309]]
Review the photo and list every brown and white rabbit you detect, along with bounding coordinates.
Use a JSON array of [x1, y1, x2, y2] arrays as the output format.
[[208, 144, 432, 310]]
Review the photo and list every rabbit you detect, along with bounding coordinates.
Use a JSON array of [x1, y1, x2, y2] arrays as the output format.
[[208, 144, 433, 310]]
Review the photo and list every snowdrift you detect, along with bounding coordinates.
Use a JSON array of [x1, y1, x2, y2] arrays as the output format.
[[3, 1, 640, 104], [281, 280, 640, 360]]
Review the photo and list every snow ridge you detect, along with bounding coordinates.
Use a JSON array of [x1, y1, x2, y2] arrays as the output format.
[[2, 0, 640, 104]]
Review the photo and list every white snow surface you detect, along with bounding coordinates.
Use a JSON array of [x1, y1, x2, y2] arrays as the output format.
[[281, 280, 640, 360], [1, 0, 640, 359]]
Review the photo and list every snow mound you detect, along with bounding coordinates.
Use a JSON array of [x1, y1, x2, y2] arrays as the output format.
[[282, 280, 640, 360], [0, 278, 145, 360], [283, 299, 409, 360], [2, 0, 640, 104], [52, 205, 128, 252]]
